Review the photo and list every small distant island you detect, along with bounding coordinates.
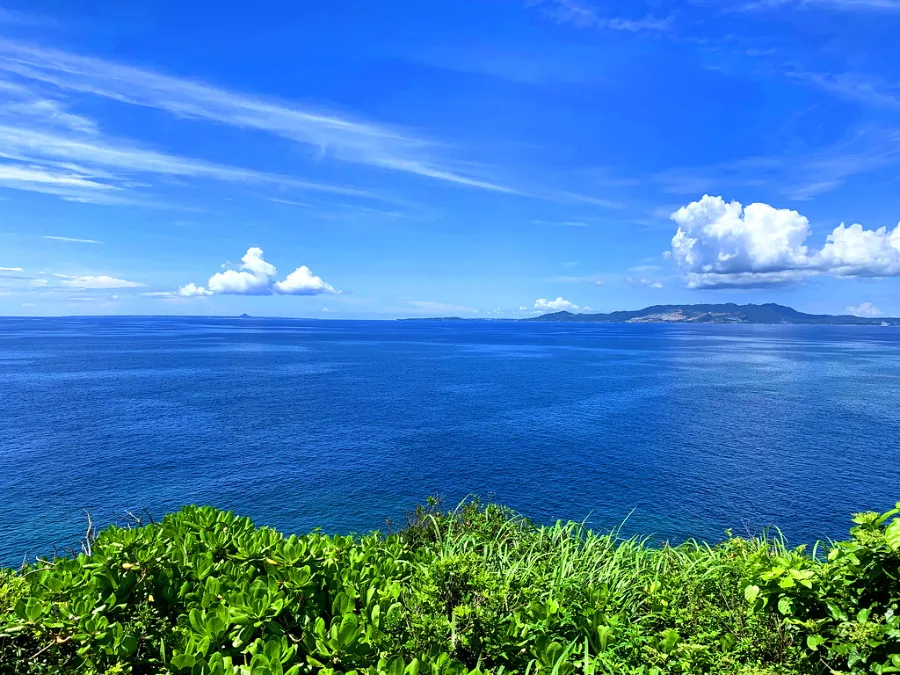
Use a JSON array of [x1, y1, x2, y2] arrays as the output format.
[[406, 303, 900, 325]]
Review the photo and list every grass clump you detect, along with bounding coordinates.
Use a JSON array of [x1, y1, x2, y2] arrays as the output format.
[[1, 499, 898, 675]]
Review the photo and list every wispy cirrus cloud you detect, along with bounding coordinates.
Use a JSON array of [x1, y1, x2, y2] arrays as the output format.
[[741, 0, 900, 10], [654, 126, 900, 200], [0, 39, 622, 210], [0, 39, 519, 194], [0, 123, 385, 204], [787, 70, 900, 110], [524, 0, 673, 32], [532, 219, 589, 227], [42, 235, 102, 243], [549, 274, 607, 284], [3, 97, 98, 134], [53, 274, 144, 289]]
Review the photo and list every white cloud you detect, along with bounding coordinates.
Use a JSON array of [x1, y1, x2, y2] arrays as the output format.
[[670, 196, 811, 278], [176, 283, 212, 298], [3, 97, 98, 134], [0, 266, 23, 272], [274, 266, 338, 295], [43, 235, 102, 244], [846, 302, 882, 317], [744, 0, 900, 10], [0, 41, 617, 208], [534, 297, 582, 312], [178, 247, 339, 297], [626, 277, 664, 288], [527, 0, 672, 32], [0, 162, 116, 196], [655, 129, 900, 201], [669, 195, 900, 288], [0, 125, 378, 203], [55, 274, 144, 289], [790, 71, 900, 111], [550, 274, 607, 284], [206, 247, 276, 295], [532, 219, 589, 227], [818, 223, 900, 276], [0, 39, 517, 194]]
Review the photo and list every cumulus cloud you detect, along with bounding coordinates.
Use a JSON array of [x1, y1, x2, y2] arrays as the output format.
[[178, 247, 339, 297], [669, 195, 900, 288], [274, 266, 337, 295], [206, 247, 276, 295], [55, 274, 144, 289], [818, 223, 900, 276], [846, 302, 882, 317], [177, 283, 212, 297], [534, 297, 582, 312]]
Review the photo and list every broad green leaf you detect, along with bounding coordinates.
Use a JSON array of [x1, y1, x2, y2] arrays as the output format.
[[777, 596, 793, 616], [24, 597, 43, 622], [806, 635, 826, 651], [744, 585, 760, 605], [885, 518, 900, 551]]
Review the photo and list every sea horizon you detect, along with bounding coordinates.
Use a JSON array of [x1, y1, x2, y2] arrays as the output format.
[[3, 316, 898, 567]]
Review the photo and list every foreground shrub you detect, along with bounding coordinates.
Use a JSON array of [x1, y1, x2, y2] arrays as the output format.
[[746, 506, 900, 674], [0, 500, 897, 674]]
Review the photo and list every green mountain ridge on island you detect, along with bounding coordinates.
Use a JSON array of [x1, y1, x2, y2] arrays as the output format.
[[526, 302, 900, 325]]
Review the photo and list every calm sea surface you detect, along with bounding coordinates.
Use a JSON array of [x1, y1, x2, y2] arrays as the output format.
[[1, 317, 898, 566]]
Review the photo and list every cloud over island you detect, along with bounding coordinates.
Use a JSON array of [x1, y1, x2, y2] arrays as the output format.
[[669, 195, 900, 288]]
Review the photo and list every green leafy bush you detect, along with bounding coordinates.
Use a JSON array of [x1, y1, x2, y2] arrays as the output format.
[[1, 500, 897, 675], [746, 505, 900, 674]]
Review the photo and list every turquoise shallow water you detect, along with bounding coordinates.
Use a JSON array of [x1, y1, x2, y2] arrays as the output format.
[[1, 317, 898, 566]]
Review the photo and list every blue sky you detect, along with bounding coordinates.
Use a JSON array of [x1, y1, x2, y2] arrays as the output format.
[[1, 0, 900, 318]]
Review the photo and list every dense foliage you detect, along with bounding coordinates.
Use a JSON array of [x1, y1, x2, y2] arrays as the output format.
[[1, 500, 898, 675]]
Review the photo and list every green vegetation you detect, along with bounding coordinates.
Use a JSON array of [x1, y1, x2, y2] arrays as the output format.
[[1, 499, 898, 675]]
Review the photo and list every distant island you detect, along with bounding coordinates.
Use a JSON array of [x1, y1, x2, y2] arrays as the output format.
[[407, 303, 900, 325], [528, 303, 899, 325]]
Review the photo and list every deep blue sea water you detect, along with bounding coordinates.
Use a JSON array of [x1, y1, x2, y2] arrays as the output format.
[[1, 317, 899, 566]]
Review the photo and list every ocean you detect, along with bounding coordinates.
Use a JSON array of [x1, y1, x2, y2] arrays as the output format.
[[1, 317, 898, 566]]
